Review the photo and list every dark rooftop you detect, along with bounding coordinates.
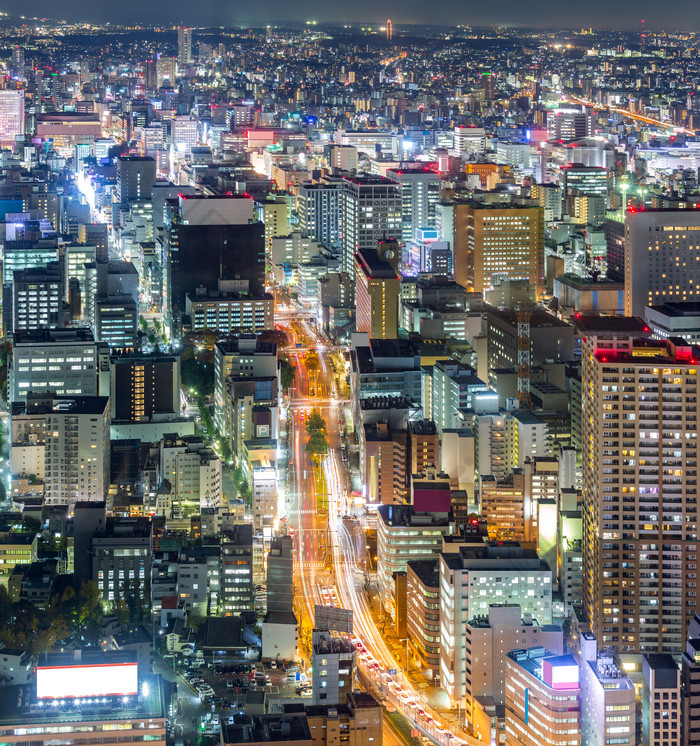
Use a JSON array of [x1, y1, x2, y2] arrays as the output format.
[[570, 314, 648, 334]]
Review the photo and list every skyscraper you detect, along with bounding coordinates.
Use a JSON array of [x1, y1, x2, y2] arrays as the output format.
[[386, 168, 441, 243], [624, 208, 700, 317], [144, 59, 158, 91], [11, 46, 24, 78], [582, 323, 700, 652], [0, 90, 24, 146], [177, 27, 193, 66], [340, 176, 402, 275], [386, 19, 393, 40], [298, 180, 342, 248], [116, 155, 156, 204], [448, 200, 545, 297]]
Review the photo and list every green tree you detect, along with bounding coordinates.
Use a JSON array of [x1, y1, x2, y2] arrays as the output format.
[[279, 358, 295, 391], [306, 431, 328, 460], [217, 432, 232, 464], [114, 598, 130, 626], [306, 409, 326, 435], [258, 328, 289, 347], [188, 609, 205, 630], [181, 358, 214, 398]]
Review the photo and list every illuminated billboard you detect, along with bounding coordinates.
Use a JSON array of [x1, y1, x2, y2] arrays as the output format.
[[37, 662, 138, 699], [541, 656, 580, 690]]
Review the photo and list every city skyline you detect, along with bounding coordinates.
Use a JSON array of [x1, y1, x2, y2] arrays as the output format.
[[2, 3, 700, 30]]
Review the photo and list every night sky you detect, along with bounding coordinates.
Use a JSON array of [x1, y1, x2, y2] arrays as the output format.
[[7, 0, 700, 31]]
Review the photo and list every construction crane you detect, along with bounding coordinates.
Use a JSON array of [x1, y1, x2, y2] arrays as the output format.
[[516, 306, 533, 410]]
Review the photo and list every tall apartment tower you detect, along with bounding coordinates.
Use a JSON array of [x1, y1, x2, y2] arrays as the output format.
[[177, 27, 193, 66], [624, 208, 700, 317], [43, 396, 111, 508], [340, 176, 401, 275], [0, 90, 24, 146], [582, 325, 700, 652], [450, 201, 544, 297]]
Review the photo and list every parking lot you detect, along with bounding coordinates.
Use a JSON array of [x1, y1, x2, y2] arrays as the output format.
[[178, 660, 311, 713]]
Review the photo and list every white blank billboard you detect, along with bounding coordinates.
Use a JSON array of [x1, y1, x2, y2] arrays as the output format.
[[37, 662, 138, 699]]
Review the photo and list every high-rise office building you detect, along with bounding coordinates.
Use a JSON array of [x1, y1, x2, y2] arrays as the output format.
[[582, 323, 700, 651], [3, 239, 59, 287], [386, 168, 441, 243], [377, 504, 454, 616], [177, 27, 193, 66], [116, 155, 156, 204], [547, 105, 595, 141], [449, 200, 544, 297], [171, 116, 198, 153], [605, 211, 625, 282], [257, 194, 289, 250], [363, 421, 408, 505], [77, 223, 109, 261], [92, 517, 152, 603], [298, 181, 342, 248], [0, 89, 24, 145], [163, 194, 264, 328], [439, 541, 553, 705], [504, 649, 580, 746], [431, 359, 489, 435], [64, 242, 97, 306], [579, 634, 635, 746], [406, 560, 440, 680], [354, 249, 400, 340], [642, 654, 681, 746], [468, 605, 563, 731], [11, 46, 24, 78], [10, 264, 63, 335], [10, 328, 104, 403], [340, 176, 402, 274], [624, 208, 700, 317], [144, 58, 158, 90], [156, 57, 177, 87], [213, 337, 277, 438], [220, 523, 254, 614], [561, 164, 611, 218]]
